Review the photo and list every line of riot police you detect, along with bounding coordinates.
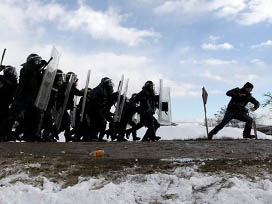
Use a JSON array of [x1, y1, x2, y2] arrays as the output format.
[[0, 53, 162, 142]]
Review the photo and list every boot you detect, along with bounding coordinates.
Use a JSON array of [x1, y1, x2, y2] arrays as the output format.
[[208, 132, 213, 140], [243, 135, 255, 139], [133, 136, 141, 141], [142, 135, 150, 142], [125, 129, 133, 139], [153, 136, 161, 141]]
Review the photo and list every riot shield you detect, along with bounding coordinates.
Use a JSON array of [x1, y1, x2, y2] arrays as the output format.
[[158, 79, 172, 126], [80, 69, 91, 122], [71, 96, 78, 128], [35, 46, 61, 111], [55, 74, 75, 131], [117, 79, 129, 122], [113, 74, 124, 122]]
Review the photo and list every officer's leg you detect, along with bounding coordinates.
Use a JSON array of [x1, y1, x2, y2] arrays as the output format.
[[24, 106, 43, 142], [208, 111, 234, 139], [234, 112, 253, 137], [0, 105, 24, 141]]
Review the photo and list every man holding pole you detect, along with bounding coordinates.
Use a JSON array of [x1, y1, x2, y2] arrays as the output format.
[[208, 82, 259, 140]]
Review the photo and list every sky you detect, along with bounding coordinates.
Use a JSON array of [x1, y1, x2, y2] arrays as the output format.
[[1, 0, 272, 122]]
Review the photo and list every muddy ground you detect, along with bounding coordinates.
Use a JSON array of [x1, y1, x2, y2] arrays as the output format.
[[1, 140, 272, 187]]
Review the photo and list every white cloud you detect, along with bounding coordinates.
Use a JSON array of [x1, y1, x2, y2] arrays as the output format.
[[154, 0, 246, 17], [0, 0, 159, 46], [153, 0, 272, 25], [163, 80, 200, 98], [209, 90, 224, 95], [203, 59, 237, 65], [60, 5, 159, 46], [202, 42, 234, 50], [0, 1, 201, 100], [59, 51, 200, 98], [201, 71, 223, 81], [251, 59, 265, 66], [0, 40, 199, 99], [181, 58, 237, 66], [208, 35, 220, 42], [239, 0, 272, 25], [234, 74, 258, 81], [251, 40, 272, 49]]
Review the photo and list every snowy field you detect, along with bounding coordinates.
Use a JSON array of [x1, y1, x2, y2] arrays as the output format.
[[2, 122, 271, 204], [154, 122, 272, 140], [1, 165, 272, 204], [57, 121, 272, 142]]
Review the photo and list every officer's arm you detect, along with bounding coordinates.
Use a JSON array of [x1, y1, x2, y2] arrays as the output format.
[[133, 92, 142, 103], [226, 88, 240, 97], [250, 96, 260, 110], [73, 86, 84, 96], [19, 68, 32, 89]]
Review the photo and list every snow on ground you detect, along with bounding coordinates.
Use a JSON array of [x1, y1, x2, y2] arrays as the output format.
[[1, 165, 272, 204], [153, 122, 272, 140], [58, 121, 272, 142]]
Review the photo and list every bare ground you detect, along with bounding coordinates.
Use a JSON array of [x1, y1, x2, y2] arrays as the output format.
[[1, 140, 272, 187]]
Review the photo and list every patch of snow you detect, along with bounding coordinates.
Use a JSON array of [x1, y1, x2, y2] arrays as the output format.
[[141, 123, 272, 141], [1, 167, 272, 204], [161, 158, 210, 163], [27, 163, 41, 169]]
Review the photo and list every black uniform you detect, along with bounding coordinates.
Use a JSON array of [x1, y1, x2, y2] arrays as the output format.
[[85, 78, 114, 141], [117, 95, 140, 141], [127, 81, 161, 141], [0, 68, 18, 124], [208, 82, 260, 140], [0, 56, 45, 141]]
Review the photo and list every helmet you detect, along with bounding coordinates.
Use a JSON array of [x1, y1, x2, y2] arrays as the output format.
[[66, 72, 78, 83], [144, 81, 154, 87], [4, 66, 18, 80], [101, 77, 114, 87], [56, 69, 63, 75], [27, 53, 42, 65], [54, 69, 64, 85]]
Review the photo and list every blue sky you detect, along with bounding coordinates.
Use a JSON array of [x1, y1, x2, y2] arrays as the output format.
[[1, 0, 272, 122]]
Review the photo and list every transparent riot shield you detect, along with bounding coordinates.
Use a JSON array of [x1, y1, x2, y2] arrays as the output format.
[[158, 79, 172, 126], [35, 46, 61, 111], [117, 79, 129, 122], [113, 74, 124, 122], [80, 69, 91, 122], [71, 96, 78, 128], [55, 74, 75, 131]]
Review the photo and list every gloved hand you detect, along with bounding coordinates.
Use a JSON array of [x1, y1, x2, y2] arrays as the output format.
[[0, 65, 5, 72], [41, 60, 47, 66]]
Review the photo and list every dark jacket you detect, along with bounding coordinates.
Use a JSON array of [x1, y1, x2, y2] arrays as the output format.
[[14, 63, 43, 107], [88, 83, 113, 109], [0, 75, 18, 110], [226, 87, 260, 112], [134, 88, 159, 114]]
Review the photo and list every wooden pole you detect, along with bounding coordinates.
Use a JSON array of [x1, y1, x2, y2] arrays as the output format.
[[253, 120, 258, 139], [204, 103, 209, 138]]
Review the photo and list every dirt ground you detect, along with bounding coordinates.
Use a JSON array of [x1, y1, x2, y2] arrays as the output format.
[[1, 140, 272, 187]]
